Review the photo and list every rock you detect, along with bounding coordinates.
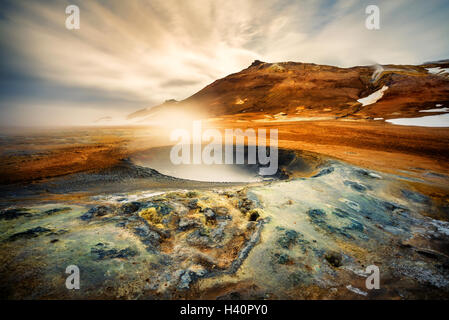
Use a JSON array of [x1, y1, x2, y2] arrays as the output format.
[[226, 220, 265, 274], [92, 205, 109, 216], [212, 207, 229, 216], [8, 226, 51, 241], [115, 221, 128, 228], [341, 199, 360, 211], [392, 262, 449, 289], [133, 224, 164, 251], [221, 192, 235, 198], [332, 208, 349, 218], [155, 203, 173, 215], [275, 253, 291, 264], [288, 272, 303, 285], [80, 205, 109, 221], [91, 245, 139, 260], [250, 59, 264, 67], [308, 208, 356, 239], [308, 209, 326, 219], [80, 212, 94, 221], [356, 169, 382, 179], [375, 199, 406, 213], [276, 168, 291, 180], [186, 191, 198, 198], [312, 166, 334, 178], [203, 208, 216, 220], [46, 229, 68, 236], [217, 214, 233, 221], [307, 209, 327, 225], [186, 228, 212, 247], [344, 180, 368, 192], [191, 266, 208, 277], [0, 208, 32, 220], [277, 229, 299, 249], [401, 189, 430, 204], [146, 223, 171, 239], [345, 220, 364, 232], [187, 199, 199, 209], [177, 271, 192, 290], [346, 285, 368, 296], [119, 202, 141, 215], [176, 266, 208, 290], [210, 221, 227, 242], [217, 292, 242, 300], [43, 207, 71, 215], [178, 218, 200, 231], [238, 197, 255, 214]]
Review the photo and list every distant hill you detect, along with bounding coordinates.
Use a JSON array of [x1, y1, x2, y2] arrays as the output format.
[[128, 60, 449, 122]]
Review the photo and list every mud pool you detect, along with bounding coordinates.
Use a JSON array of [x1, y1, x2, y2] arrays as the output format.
[[131, 145, 286, 183]]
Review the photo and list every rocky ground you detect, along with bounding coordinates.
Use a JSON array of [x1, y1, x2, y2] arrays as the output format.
[[1, 148, 448, 299]]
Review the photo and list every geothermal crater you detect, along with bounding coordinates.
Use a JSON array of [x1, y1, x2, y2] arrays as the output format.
[[130, 145, 319, 183]]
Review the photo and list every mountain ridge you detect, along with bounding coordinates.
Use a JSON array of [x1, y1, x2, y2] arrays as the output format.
[[127, 59, 449, 122]]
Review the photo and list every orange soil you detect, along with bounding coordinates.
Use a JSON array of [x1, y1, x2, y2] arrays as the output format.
[[210, 118, 449, 177], [1, 120, 448, 189]]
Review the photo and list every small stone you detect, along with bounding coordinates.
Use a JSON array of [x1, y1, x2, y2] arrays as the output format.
[[187, 199, 199, 209], [178, 218, 199, 231], [8, 226, 51, 241], [177, 270, 192, 290], [214, 207, 229, 215], [43, 207, 71, 215], [91, 246, 138, 260], [210, 221, 227, 242], [401, 189, 430, 204], [308, 209, 326, 219], [204, 208, 216, 220], [312, 166, 334, 178], [186, 228, 212, 247], [344, 180, 368, 192], [277, 229, 299, 249], [276, 253, 290, 264], [0, 208, 32, 220], [80, 205, 109, 220], [119, 202, 141, 215]]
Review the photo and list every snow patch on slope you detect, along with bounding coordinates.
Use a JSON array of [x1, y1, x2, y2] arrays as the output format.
[[426, 67, 449, 76], [357, 86, 389, 106], [386, 114, 449, 127], [419, 107, 449, 113]]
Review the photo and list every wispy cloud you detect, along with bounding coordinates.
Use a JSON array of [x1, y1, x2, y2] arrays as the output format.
[[0, 0, 448, 126]]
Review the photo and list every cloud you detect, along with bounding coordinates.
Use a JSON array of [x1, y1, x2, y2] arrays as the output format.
[[0, 0, 448, 126], [160, 79, 204, 89]]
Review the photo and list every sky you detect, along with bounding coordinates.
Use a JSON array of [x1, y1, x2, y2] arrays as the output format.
[[0, 0, 449, 126]]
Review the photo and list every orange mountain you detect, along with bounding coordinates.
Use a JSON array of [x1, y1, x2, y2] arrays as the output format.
[[128, 60, 449, 121]]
